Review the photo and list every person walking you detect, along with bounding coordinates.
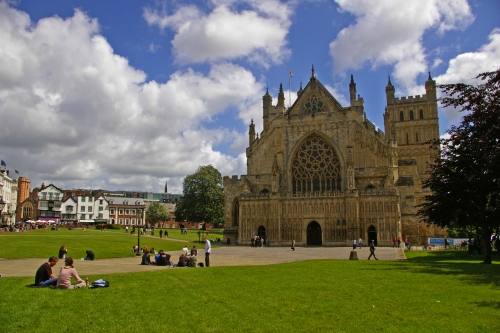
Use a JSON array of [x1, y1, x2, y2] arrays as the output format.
[[358, 238, 363, 249], [352, 239, 356, 250], [159, 230, 163, 238], [368, 240, 378, 260], [291, 239, 295, 251], [204, 237, 211, 267]]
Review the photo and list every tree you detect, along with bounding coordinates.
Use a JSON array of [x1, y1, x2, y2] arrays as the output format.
[[175, 165, 224, 224], [146, 202, 170, 227], [418, 69, 500, 264]]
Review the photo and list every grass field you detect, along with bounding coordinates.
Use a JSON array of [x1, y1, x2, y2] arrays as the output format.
[[0, 228, 224, 259], [1, 230, 499, 332]]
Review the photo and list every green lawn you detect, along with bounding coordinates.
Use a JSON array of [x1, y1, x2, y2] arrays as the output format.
[[0, 228, 224, 259], [1, 231, 499, 332]]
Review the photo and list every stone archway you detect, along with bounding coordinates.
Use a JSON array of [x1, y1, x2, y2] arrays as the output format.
[[257, 225, 266, 238], [368, 225, 377, 246], [307, 221, 322, 246]]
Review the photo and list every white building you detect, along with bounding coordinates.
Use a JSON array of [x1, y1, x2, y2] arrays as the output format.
[[61, 197, 77, 222], [37, 184, 63, 223], [0, 170, 18, 225]]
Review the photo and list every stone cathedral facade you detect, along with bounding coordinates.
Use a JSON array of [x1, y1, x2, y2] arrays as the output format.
[[223, 66, 445, 246]]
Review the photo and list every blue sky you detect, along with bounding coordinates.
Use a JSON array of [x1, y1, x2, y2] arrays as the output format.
[[0, 0, 499, 194]]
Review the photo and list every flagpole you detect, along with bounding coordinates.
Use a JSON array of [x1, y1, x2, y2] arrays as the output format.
[[288, 68, 291, 108]]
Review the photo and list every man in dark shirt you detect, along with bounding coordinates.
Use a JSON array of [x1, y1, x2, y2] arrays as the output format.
[[84, 250, 95, 260], [35, 256, 59, 286]]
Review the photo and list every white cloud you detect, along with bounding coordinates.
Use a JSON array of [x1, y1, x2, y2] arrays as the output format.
[[329, 0, 474, 90], [436, 28, 500, 126], [143, 0, 292, 66], [0, 3, 261, 192]]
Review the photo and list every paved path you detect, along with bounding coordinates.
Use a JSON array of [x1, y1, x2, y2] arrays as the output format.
[[0, 245, 404, 278]]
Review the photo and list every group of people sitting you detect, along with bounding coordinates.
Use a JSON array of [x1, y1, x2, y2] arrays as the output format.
[[34, 256, 87, 289], [33, 245, 96, 289], [140, 245, 203, 267]]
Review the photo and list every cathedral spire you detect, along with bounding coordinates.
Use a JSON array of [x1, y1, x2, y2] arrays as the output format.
[[277, 83, 285, 107], [311, 64, 315, 78]]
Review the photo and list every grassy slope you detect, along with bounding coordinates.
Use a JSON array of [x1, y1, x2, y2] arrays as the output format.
[[1, 250, 499, 332], [0, 228, 224, 259]]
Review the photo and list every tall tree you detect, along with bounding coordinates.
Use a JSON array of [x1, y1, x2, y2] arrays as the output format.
[[175, 165, 224, 224], [419, 69, 500, 264], [146, 202, 170, 226]]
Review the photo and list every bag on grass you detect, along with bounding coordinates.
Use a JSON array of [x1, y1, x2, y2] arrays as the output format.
[[89, 279, 109, 288]]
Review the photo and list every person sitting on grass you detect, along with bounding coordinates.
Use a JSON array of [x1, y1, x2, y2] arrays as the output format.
[[190, 246, 198, 256], [35, 256, 59, 287], [58, 245, 68, 259], [84, 250, 95, 261], [141, 248, 153, 265], [177, 253, 189, 267], [56, 257, 86, 289], [156, 250, 172, 266], [182, 245, 189, 256]]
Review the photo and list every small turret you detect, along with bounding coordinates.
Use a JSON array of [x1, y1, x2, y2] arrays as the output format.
[[249, 119, 256, 147], [277, 83, 285, 107], [425, 71, 436, 101], [297, 81, 303, 97], [262, 88, 272, 130], [349, 74, 356, 105], [385, 75, 395, 104]]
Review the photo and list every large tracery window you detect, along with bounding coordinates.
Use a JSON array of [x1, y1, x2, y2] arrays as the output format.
[[291, 135, 342, 194], [303, 95, 326, 114]]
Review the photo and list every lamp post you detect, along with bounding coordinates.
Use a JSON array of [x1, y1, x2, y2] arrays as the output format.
[[136, 208, 142, 256]]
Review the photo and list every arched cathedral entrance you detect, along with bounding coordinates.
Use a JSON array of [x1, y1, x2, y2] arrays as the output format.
[[307, 221, 322, 246], [257, 225, 266, 238], [368, 225, 377, 246]]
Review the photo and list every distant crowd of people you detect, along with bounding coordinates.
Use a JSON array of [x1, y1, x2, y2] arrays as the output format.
[[137, 237, 211, 268]]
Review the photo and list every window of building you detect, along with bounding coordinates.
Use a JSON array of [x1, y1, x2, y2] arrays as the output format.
[[110, 208, 115, 215], [342, 219, 346, 226], [40, 201, 48, 208], [291, 134, 341, 194], [54, 202, 61, 208], [80, 214, 86, 219], [399, 111, 404, 121], [409, 110, 414, 120], [42, 193, 47, 200], [303, 94, 327, 114], [99, 206, 103, 211], [88, 206, 92, 212], [406, 133, 409, 145], [132, 209, 136, 215], [99, 200, 103, 204], [416, 133, 419, 143], [80, 206, 85, 212], [125, 209, 130, 215], [119, 209, 124, 215], [419, 109, 424, 119], [336, 220, 340, 226], [98, 213, 103, 218], [49, 193, 53, 200], [54, 194, 60, 200], [119, 218, 123, 224], [81, 197, 85, 202], [126, 218, 130, 225]]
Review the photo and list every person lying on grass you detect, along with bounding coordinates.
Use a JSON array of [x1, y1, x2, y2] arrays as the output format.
[[35, 256, 59, 287], [56, 257, 86, 289]]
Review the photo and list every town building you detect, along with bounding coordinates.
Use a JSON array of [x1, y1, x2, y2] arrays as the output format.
[[0, 169, 18, 225], [223, 67, 444, 246], [106, 197, 145, 226], [36, 183, 63, 223]]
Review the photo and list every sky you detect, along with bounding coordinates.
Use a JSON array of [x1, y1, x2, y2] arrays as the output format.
[[0, 0, 499, 194]]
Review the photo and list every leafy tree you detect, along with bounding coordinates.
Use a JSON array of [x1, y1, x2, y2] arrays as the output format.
[[175, 165, 224, 224], [418, 69, 500, 264], [146, 202, 170, 226]]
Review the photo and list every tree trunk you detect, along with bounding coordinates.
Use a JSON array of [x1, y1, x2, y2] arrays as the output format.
[[481, 229, 492, 264]]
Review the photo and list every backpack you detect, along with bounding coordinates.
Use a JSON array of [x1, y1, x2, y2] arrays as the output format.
[[89, 279, 109, 288]]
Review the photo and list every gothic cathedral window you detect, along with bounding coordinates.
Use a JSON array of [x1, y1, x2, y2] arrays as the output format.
[[291, 134, 341, 194], [400, 111, 404, 121], [303, 94, 326, 114]]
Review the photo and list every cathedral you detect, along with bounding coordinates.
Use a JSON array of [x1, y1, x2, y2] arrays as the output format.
[[223, 66, 445, 246]]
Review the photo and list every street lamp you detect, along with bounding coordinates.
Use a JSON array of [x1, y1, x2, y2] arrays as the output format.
[[136, 208, 142, 256]]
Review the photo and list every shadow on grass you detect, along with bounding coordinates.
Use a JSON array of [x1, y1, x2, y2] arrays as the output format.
[[401, 250, 500, 288], [473, 301, 500, 309]]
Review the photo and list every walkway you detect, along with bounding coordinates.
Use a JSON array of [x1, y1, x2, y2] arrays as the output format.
[[0, 245, 404, 278]]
